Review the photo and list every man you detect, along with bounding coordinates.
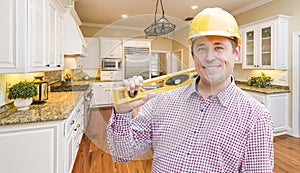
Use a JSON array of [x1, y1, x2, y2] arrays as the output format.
[[107, 7, 274, 172]]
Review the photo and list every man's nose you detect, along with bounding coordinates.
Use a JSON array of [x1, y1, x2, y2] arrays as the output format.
[[206, 49, 217, 62]]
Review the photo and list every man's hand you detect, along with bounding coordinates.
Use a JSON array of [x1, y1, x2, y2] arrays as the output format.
[[114, 76, 157, 113]]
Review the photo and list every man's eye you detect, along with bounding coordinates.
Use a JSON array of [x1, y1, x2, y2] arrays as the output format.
[[197, 47, 207, 52], [215, 47, 224, 51]]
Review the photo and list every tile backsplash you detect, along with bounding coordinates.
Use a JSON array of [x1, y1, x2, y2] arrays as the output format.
[[44, 70, 63, 84]]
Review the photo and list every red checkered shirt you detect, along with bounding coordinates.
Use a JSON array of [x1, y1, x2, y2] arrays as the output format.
[[107, 77, 274, 172]]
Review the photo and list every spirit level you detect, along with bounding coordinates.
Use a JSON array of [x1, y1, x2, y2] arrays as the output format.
[[113, 68, 197, 104]]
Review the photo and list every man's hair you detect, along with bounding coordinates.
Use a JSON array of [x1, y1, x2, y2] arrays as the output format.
[[191, 37, 238, 56]]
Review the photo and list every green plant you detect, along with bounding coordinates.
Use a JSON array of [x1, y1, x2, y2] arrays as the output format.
[[8, 81, 37, 100], [248, 72, 274, 88]]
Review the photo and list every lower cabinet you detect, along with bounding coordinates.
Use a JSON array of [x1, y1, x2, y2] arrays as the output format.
[[0, 97, 85, 173], [245, 91, 289, 135], [64, 96, 85, 173], [91, 82, 122, 107]]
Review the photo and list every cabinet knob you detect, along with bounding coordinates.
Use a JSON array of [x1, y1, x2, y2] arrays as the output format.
[[70, 120, 75, 125], [56, 64, 61, 67], [46, 64, 50, 67]]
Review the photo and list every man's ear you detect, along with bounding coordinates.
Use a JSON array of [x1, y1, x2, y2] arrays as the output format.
[[233, 45, 241, 61]]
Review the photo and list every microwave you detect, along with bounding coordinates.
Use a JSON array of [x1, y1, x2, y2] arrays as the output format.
[[101, 59, 122, 71]]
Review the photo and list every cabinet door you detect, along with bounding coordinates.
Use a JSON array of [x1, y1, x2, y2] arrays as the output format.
[[92, 85, 109, 105], [266, 93, 288, 133], [48, 2, 57, 68], [100, 38, 123, 58], [0, 124, 59, 173], [65, 133, 74, 173], [258, 22, 274, 68], [0, 0, 27, 73], [56, 13, 64, 68], [242, 27, 257, 69], [28, 0, 49, 71]]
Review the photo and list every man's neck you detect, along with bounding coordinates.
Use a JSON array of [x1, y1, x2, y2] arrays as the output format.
[[197, 78, 232, 99]]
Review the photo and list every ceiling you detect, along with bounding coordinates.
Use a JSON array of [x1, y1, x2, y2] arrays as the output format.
[[75, 0, 272, 29]]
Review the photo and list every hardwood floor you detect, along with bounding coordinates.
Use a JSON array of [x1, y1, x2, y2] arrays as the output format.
[[273, 135, 300, 172], [73, 107, 300, 172]]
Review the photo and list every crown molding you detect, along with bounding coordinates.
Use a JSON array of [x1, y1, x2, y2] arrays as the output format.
[[82, 22, 144, 31], [231, 0, 273, 15]]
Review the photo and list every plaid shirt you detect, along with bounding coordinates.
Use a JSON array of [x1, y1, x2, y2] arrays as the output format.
[[107, 77, 274, 172]]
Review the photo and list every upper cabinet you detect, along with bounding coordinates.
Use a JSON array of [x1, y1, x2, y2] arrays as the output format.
[[0, 0, 65, 73], [99, 37, 123, 58], [240, 15, 291, 70]]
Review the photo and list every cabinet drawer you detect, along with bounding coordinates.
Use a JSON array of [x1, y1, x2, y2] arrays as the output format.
[[101, 75, 123, 81]]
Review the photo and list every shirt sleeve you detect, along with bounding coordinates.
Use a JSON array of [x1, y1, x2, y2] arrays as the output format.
[[106, 99, 156, 162], [241, 110, 274, 172]]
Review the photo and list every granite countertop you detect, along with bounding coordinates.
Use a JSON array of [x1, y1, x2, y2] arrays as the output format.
[[0, 91, 85, 126], [236, 82, 290, 94]]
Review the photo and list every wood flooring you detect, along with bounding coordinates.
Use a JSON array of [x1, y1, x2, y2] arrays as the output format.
[[73, 107, 300, 173]]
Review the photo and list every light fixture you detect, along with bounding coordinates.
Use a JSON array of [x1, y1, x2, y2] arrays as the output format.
[[144, 0, 176, 37]]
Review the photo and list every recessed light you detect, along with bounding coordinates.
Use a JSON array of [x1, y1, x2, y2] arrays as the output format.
[[191, 5, 198, 10], [121, 14, 128, 18]]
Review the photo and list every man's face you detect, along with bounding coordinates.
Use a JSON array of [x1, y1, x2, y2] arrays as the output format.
[[192, 36, 240, 87]]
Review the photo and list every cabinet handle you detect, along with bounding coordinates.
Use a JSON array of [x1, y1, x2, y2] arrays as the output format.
[[56, 64, 61, 67], [70, 120, 75, 125], [46, 64, 50, 67]]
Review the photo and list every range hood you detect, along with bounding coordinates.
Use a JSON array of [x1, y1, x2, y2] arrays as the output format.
[[63, 8, 87, 57]]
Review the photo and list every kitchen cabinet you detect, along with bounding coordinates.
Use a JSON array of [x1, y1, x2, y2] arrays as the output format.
[[0, 0, 64, 73], [0, 96, 85, 173], [91, 82, 122, 107], [64, 96, 85, 173], [101, 71, 123, 81], [240, 15, 291, 70], [99, 37, 123, 58], [245, 91, 289, 135], [0, 122, 62, 173]]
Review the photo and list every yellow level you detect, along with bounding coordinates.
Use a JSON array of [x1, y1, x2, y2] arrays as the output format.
[[113, 68, 197, 104]]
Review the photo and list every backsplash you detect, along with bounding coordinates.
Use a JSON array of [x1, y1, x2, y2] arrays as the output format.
[[233, 64, 289, 86], [44, 70, 63, 84]]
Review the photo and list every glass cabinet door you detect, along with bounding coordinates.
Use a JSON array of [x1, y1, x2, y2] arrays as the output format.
[[261, 27, 271, 66], [245, 30, 255, 66]]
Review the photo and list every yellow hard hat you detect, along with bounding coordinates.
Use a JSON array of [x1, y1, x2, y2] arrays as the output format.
[[188, 7, 241, 45]]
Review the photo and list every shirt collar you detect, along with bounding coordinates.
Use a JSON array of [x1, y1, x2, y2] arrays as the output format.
[[186, 76, 237, 108]]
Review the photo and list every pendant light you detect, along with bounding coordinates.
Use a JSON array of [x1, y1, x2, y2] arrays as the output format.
[[144, 0, 176, 36]]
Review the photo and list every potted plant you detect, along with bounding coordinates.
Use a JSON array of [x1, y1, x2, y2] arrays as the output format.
[[8, 81, 37, 111]]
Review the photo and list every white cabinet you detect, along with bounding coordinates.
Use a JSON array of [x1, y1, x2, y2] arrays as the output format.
[[0, 0, 64, 73], [0, 122, 62, 173], [241, 15, 291, 70], [99, 37, 123, 58], [64, 96, 84, 173], [245, 91, 289, 135], [0, 96, 85, 173], [101, 71, 123, 81], [0, 0, 27, 73], [91, 82, 122, 107]]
